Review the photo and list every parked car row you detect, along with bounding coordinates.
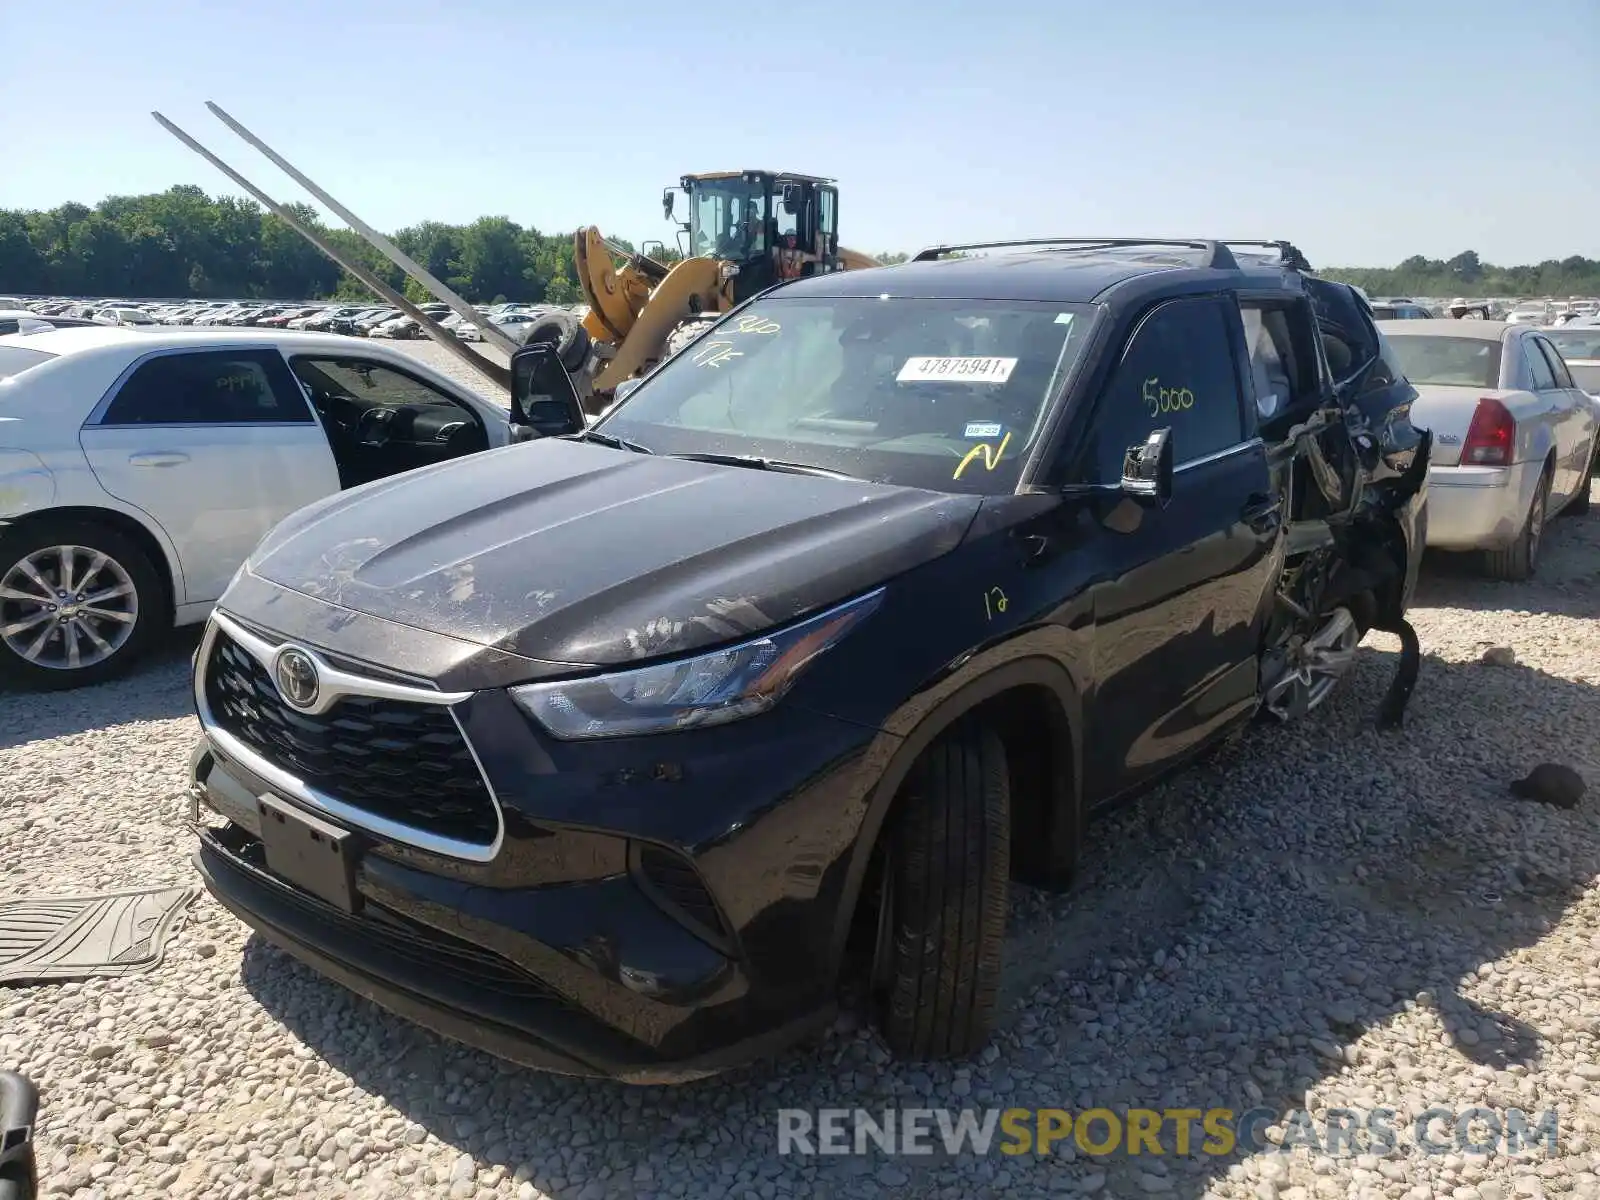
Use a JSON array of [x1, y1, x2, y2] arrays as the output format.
[[3, 296, 586, 345], [1353, 295, 1600, 324]]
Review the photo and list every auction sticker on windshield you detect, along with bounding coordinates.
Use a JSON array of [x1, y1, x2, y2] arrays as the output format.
[[897, 356, 1018, 384]]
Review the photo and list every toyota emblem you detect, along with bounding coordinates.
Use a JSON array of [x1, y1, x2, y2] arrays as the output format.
[[273, 647, 320, 710]]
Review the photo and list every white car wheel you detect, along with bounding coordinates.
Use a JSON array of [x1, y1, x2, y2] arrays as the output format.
[[0, 521, 166, 690]]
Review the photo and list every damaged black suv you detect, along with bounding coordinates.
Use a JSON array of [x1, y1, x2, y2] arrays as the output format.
[[187, 238, 1429, 1082]]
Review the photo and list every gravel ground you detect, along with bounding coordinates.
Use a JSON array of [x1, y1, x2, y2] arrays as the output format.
[[2, 337, 1598, 1199]]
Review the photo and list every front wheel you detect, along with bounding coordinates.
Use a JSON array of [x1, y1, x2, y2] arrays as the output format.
[[0, 519, 166, 690], [873, 720, 1010, 1060]]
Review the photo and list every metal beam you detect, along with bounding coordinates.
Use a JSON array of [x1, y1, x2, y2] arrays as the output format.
[[150, 111, 511, 394], [204, 101, 523, 358]]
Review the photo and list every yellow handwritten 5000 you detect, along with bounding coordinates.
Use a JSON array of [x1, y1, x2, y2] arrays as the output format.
[[1142, 376, 1194, 417]]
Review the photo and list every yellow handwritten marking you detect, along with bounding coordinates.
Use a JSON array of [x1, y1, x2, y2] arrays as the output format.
[[692, 340, 743, 368], [1142, 376, 1195, 418], [984, 586, 1009, 621], [952, 431, 1012, 480], [728, 315, 781, 335]]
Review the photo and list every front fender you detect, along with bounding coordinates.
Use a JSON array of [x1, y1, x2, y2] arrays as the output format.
[[824, 646, 1086, 976], [0, 449, 56, 518]]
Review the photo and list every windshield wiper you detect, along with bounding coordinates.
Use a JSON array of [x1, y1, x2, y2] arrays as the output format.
[[665, 452, 861, 481], [573, 429, 654, 454]]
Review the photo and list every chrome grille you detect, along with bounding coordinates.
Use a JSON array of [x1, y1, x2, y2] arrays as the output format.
[[202, 630, 497, 847]]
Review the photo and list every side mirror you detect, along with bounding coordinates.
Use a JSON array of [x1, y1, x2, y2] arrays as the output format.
[[1121, 427, 1174, 507], [509, 342, 586, 439], [781, 182, 800, 215], [662, 189, 676, 220]]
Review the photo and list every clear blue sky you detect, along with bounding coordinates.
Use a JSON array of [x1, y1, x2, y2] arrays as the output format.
[[3, 0, 1595, 267]]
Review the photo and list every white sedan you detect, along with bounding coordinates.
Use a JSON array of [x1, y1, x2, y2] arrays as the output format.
[[0, 326, 519, 689], [1380, 319, 1597, 579]]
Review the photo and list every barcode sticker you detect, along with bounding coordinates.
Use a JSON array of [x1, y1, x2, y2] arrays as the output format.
[[896, 356, 1018, 384]]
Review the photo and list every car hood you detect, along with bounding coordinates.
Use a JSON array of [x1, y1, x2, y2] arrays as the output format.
[[244, 439, 981, 668]]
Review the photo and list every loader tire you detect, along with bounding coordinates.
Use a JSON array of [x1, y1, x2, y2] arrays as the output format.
[[664, 316, 718, 358], [873, 719, 1010, 1060], [522, 312, 591, 373]]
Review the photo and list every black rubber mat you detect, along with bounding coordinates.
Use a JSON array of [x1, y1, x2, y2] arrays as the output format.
[[0, 885, 198, 985]]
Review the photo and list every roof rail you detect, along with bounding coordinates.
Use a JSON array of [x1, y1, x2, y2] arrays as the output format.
[[910, 237, 1243, 269], [1218, 240, 1313, 271]]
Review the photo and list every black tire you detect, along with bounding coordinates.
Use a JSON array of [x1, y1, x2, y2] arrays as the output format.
[[1481, 466, 1550, 582], [1567, 443, 1594, 516], [524, 314, 592, 374], [558, 323, 591, 374], [664, 316, 718, 358], [0, 517, 167, 691], [874, 720, 1010, 1059]]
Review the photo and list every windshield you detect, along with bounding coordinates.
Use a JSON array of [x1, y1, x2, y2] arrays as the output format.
[[595, 296, 1097, 494], [1545, 330, 1600, 360], [1386, 335, 1502, 388], [688, 178, 769, 260]]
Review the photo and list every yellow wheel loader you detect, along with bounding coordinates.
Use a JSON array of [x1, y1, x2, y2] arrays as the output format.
[[153, 107, 877, 415], [559, 170, 879, 412]]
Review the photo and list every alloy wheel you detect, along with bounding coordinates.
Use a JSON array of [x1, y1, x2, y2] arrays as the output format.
[[0, 544, 140, 670]]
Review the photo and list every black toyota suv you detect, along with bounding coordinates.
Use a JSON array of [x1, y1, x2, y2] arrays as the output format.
[[186, 238, 1429, 1082]]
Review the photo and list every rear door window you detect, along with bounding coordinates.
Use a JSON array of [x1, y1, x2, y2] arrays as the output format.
[[97, 349, 314, 425], [1525, 339, 1558, 391], [1089, 295, 1246, 483], [1534, 337, 1575, 390]]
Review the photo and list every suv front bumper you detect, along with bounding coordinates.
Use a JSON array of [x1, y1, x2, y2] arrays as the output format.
[[185, 598, 887, 1082], [189, 777, 832, 1083]]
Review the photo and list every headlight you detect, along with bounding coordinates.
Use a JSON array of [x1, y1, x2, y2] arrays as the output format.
[[510, 588, 884, 739]]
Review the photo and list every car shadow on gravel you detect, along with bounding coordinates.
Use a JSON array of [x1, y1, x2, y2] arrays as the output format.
[[1414, 510, 1600, 619], [0, 629, 200, 750], [231, 638, 1600, 1200]]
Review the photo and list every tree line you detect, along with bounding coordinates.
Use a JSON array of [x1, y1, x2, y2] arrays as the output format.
[[2, 188, 1594, 303], [1318, 249, 1599, 298], [0, 186, 611, 305]]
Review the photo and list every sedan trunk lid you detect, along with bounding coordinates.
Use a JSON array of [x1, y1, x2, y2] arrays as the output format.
[[1407, 386, 1524, 468]]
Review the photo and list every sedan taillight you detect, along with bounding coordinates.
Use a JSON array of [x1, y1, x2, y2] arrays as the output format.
[[1461, 398, 1516, 465]]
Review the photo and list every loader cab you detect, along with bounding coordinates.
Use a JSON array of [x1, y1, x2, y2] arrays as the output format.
[[671, 170, 841, 304]]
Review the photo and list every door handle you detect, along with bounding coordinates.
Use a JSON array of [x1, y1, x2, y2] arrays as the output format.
[[127, 452, 190, 468], [1242, 495, 1282, 533]]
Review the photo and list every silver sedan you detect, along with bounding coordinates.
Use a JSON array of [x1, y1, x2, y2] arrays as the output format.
[[1380, 319, 1597, 579]]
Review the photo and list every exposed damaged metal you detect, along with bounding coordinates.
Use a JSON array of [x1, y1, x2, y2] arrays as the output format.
[[1259, 276, 1432, 729]]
